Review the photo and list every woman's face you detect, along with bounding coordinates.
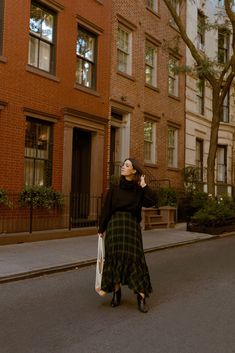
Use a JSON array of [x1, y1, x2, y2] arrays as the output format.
[[121, 160, 136, 179]]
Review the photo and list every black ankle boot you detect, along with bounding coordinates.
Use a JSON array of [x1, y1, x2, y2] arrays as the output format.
[[111, 288, 121, 307], [137, 293, 148, 313]]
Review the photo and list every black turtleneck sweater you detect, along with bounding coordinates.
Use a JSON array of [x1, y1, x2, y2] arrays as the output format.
[[98, 178, 157, 233]]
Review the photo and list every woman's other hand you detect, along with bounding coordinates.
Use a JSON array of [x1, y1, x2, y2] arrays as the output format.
[[98, 232, 104, 238]]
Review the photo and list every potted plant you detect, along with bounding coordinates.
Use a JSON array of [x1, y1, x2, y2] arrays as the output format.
[[19, 185, 64, 209], [0, 188, 10, 207]]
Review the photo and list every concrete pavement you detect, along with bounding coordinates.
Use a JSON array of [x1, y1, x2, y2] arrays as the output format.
[[0, 223, 233, 284]]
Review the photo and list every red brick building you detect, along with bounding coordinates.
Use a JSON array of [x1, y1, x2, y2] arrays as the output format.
[[0, 0, 186, 235], [109, 0, 186, 190], [0, 0, 111, 197]]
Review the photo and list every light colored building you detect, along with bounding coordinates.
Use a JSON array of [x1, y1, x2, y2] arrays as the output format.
[[185, 0, 235, 196]]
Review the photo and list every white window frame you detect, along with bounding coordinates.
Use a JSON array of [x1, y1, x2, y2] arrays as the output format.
[[167, 127, 178, 168], [117, 24, 132, 75], [168, 58, 179, 97], [144, 120, 156, 164], [145, 41, 157, 87]]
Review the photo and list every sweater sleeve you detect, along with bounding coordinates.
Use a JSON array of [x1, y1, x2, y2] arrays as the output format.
[[141, 185, 157, 208], [98, 188, 113, 233]]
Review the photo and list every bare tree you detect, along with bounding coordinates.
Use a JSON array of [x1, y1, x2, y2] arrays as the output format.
[[163, 0, 235, 195]]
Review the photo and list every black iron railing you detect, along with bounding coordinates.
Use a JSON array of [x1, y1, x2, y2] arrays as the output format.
[[0, 193, 102, 234]]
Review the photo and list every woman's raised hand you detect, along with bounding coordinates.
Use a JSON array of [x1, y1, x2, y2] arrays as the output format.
[[140, 175, 147, 188]]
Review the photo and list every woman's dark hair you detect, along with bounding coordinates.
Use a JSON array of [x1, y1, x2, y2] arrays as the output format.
[[120, 158, 143, 185]]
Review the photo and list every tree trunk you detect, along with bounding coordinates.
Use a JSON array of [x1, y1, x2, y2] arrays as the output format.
[[207, 90, 221, 196]]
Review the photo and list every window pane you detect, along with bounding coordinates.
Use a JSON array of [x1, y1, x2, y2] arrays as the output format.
[[24, 119, 52, 186], [145, 46, 154, 66], [28, 36, 39, 67], [76, 58, 83, 85], [77, 30, 95, 62], [39, 41, 50, 71], [145, 66, 153, 84], [41, 12, 53, 42], [144, 141, 152, 161], [24, 158, 35, 186], [76, 58, 93, 87], [34, 160, 46, 186], [30, 4, 42, 36], [118, 28, 129, 52], [117, 50, 127, 72], [168, 77, 175, 95]]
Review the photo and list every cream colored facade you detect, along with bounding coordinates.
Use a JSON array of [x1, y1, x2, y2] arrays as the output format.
[[185, 0, 235, 196]]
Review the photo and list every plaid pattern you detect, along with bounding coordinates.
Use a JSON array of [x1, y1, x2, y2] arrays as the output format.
[[101, 212, 152, 297]]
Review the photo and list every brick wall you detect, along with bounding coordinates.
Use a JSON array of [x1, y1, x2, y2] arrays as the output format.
[[0, 0, 111, 192]]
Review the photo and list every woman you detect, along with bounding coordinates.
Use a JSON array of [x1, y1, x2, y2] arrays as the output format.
[[98, 158, 157, 313]]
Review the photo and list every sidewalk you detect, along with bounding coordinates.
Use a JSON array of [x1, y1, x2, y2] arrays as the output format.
[[0, 223, 233, 284]]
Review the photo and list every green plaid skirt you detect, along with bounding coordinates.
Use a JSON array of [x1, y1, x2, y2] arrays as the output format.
[[101, 211, 152, 297]]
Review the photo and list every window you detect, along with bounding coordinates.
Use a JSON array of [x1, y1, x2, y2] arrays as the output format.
[[196, 78, 205, 115], [220, 92, 229, 123], [218, 0, 224, 6], [28, 2, 56, 73], [197, 11, 205, 51], [76, 27, 97, 89], [144, 120, 156, 163], [168, 127, 178, 168], [117, 25, 132, 75], [145, 42, 157, 87], [146, 0, 158, 12], [0, 0, 4, 55], [217, 145, 227, 183], [218, 29, 229, 64], [196, 139, 203, 181], [24, 118, 53, 186], [168, 58, 179, 96]]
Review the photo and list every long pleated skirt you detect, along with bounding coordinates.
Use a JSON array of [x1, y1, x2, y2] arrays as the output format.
[[101, 211, 152, 297]]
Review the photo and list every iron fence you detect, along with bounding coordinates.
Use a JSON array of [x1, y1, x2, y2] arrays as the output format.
[[0, 193, 102, 234]]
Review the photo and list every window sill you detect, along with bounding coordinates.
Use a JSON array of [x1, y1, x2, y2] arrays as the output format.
[[167, 166, 180, 172], [0, 55, 7, 63], [145, 83, 159, 92], [146, 7, 160, 18], [26, 65, 60, 82], [117, 71, 135, 82], [144, 162, 157, 168], [168, 93, 180, 101], [74, 84, 100, 97]]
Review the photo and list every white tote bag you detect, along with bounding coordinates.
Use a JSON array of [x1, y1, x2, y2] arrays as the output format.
[[95, 235, 106, 296]]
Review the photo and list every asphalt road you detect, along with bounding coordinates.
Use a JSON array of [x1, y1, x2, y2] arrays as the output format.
[[0, 236, 235, 353]]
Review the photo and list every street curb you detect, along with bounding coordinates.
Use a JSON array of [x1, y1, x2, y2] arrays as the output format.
[[1, 233, 231, 284]]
